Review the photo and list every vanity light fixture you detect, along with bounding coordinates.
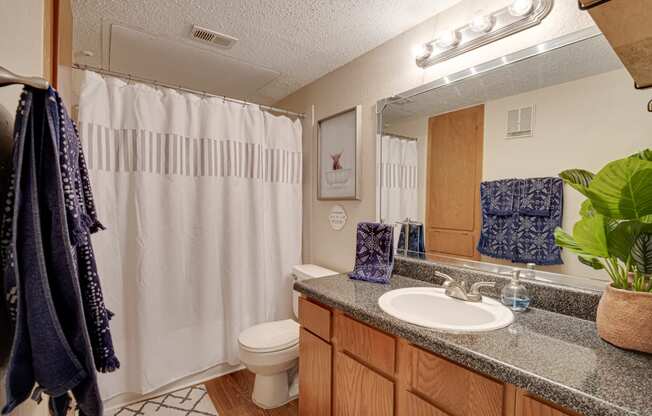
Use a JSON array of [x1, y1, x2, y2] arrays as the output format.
[[415, 0, 553, 69], [469, 13, 494, 33], [434, 30, 461, 49], [412, 43, 433, 61], [508, 0, 535, 17]]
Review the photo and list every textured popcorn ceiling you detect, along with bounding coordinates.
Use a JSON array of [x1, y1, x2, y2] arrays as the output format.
[[72, 0, 462, 104]]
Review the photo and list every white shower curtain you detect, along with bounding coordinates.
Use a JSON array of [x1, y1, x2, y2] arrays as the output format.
[[378, 135, 418, 225], [77, 71, 302, 400]]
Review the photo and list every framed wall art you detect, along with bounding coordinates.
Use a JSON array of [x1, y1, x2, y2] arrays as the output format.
[[317, 105, 361, 200]]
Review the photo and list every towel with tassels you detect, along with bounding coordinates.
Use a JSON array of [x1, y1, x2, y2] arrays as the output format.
[[1, 87, 118, 416], [54, 91, 119, 373], [349, 222, 395, 283]]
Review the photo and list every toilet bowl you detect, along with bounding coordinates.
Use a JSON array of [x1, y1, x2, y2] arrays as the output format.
[[238, 264, 338, 409]]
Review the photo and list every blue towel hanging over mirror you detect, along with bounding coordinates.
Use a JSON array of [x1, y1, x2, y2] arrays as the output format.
[[478, 177, 563, 265]]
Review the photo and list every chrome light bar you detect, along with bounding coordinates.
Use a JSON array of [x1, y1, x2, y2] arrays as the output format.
[[415, 0, 554, 68]]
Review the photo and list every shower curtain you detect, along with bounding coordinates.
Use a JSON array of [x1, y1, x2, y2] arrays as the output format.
[[377, 134, 418, 226], [77, 71, 302, 400]]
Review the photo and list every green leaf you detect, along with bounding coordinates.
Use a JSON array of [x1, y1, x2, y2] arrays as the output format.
[[586, 157, 652, 221], [559, 169, 595, 196], [573, 215, 609, 258], [578, 255, 604, 270], [629, 148, 652, 161], [579, 199, 596, 218], [554, 227, 585, 254], [607, 221, 652, 263], [632, 233, 652, 274]]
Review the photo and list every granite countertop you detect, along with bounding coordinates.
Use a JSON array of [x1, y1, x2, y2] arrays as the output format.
[[295, 274, 652, 416]]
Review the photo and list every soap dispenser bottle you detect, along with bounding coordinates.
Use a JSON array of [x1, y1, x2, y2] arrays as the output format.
[[501, 270, 530, 311]]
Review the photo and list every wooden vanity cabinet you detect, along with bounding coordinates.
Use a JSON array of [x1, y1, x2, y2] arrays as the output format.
[[298, 297, 332, 416], [298, 296, 582, 416]]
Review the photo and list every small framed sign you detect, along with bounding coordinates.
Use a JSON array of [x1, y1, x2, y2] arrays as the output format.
[[317, 105, 362, 200]]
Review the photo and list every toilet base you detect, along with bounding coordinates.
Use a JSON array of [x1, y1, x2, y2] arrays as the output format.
[[251, 370, 298, 409]]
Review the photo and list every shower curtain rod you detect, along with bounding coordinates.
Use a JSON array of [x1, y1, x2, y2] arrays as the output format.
[[73, 63, 305, 119]]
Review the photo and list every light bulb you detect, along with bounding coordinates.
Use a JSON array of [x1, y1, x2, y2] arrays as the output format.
[[509, 0, 534, 17], [469, 13, 494, 33], [412, 43, 433, 61], [434, 30, 460, 49]]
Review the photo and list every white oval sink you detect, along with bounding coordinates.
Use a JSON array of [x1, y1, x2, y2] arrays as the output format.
[[378, 287, 514, 333]]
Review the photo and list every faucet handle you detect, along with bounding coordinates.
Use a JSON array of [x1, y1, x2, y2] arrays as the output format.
[[467, 281, 496, 302], [435, 271, 456, 287]]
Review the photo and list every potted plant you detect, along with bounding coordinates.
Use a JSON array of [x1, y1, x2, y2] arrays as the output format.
[[554, 149, 652, 353]]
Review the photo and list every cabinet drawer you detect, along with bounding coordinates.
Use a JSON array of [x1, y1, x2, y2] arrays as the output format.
[[334, 313, 396, 375], [299, 297, 331, 341], [410, 346, 504, 416], [334, 351, 394, 416], [404, 391, 451, 416]]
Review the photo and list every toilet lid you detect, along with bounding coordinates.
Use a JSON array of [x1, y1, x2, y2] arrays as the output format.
[[238, 319, 300, 353]]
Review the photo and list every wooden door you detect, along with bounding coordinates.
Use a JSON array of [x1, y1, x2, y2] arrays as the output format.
[[426, 105, 483, 259], [299, 328, 332, 416], [333, 352, 394, 416], [44, 0, 73, 104]]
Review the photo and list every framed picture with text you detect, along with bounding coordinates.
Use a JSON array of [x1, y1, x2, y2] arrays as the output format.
[[317, 105, 361, 200]]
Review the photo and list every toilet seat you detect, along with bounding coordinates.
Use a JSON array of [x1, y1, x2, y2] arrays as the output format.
[[238, 319, 300, 353]]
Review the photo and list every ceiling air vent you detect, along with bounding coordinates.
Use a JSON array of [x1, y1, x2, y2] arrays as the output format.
[[506, 105, 535, 139], [190, 25, 238, 49]]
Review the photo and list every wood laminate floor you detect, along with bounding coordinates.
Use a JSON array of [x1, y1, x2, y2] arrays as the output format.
[[204, 370, 298, 416]]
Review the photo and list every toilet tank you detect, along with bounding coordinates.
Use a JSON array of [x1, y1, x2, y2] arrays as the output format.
[[292, 264, 338, 318]]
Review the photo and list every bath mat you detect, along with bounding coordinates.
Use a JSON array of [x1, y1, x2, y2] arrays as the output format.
[[109, 385, 217, 416]]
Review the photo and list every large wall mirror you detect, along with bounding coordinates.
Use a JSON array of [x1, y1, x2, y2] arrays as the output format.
[[377, 28, 651, 288]]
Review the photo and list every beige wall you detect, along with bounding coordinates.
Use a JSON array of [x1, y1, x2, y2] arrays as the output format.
[[277, 0, 596, 273], [0, 1, 47, 414], [483, 68, 652, 279]]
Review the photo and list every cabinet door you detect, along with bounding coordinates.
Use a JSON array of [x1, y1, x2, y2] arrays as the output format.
[[404, 391, 451, 416], [410, 347, 505, 416], [517, 392, 580, 416], [299, 328, 332, 416], [334, 352, 394, 416]]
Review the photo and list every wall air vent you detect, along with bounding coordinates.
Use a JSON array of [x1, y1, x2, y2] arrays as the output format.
[[190, 25, 238, 49], [506, 105, 535, 139]]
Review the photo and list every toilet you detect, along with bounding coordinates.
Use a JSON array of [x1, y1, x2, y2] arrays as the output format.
[[238, 264, 338, 409]]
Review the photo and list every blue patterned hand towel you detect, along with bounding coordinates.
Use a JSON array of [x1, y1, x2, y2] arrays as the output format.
[[349, 222, 395, 283], [481, 179, 517, 215], [513, 178, 563, 264], [518, 177, 561, 217]]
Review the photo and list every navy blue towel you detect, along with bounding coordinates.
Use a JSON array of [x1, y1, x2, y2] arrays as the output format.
[[1, 87, 117, 416], [481, 179, 517, 216], [349, 222, 395, 283], [478, 177, 563, 265]]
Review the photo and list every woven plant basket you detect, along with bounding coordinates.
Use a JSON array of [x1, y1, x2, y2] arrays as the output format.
[[596, 284, 652, 354]]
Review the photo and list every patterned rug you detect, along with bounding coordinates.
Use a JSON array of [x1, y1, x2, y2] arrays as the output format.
[[110, 385, 217, 416]]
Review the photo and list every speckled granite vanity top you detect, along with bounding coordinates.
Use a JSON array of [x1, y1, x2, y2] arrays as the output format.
[[294, 272, 652, 416]]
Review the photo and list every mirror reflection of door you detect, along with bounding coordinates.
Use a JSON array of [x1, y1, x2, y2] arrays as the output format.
[[426, 105, 483, 259]]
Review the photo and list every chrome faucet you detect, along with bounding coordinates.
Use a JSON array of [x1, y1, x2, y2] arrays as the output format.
[[435, 271, 496, 302]]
